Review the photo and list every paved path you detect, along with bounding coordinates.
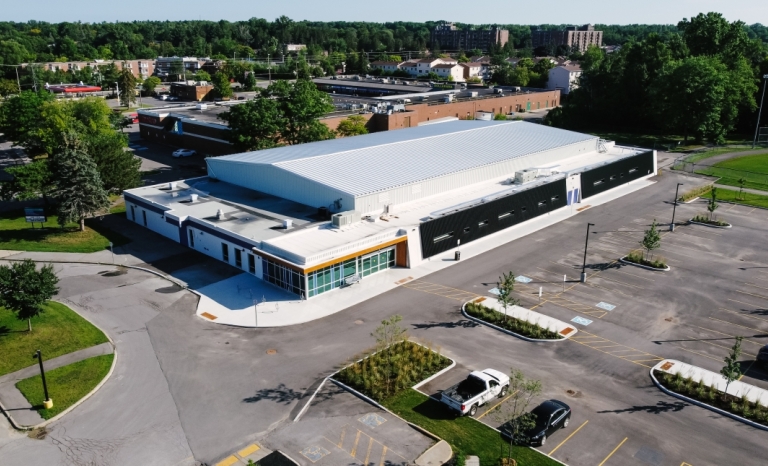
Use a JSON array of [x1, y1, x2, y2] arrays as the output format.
[[0, 342, 113, 427], [714, 183, 768, 196]]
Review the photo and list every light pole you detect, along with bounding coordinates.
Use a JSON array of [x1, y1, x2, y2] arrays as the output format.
[[670, 183, 684, 231], [114, 81, 120, 107], [581, 223, 595, 283], [753, 74, 768, 149], [33, 350, 53, 409], [109, 241, 114, 263]]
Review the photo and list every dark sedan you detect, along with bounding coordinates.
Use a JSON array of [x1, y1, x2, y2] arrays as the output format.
[[758, 345, 768, 366], [520, 399, 571, 446]]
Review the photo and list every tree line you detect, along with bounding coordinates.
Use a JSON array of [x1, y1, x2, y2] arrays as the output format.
[[544, 13, 768, 144]]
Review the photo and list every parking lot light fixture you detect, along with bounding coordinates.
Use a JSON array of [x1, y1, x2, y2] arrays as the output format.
[[33, 350, 53, 409], [670, 183, 684, 231], [581, 223, 595, 283]]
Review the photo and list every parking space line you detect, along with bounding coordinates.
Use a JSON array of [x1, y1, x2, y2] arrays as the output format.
[[379, 446, 388, 466], [745, 282, 768, 291], [363, 437, 373, 465], [735, 289, 768, 302], [739, 361, 757, 381], [598, 437, 628, 466], [668, 343, 723, 362], [682, 336, 757, 358], [477, 390, 518, 420], [727, 297, 762, 309], [708, 316, 768, 333], [687, 323, 765, 348], [548, 420, 588, 455], [719, 307, 768, 324], [350, 430, 361, 457], [609, 268, 657, 282], [337, 425, 346, 448]]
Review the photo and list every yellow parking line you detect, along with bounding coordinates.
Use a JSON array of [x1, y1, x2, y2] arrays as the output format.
[[237, 444, 260, 458], [215, 456, 239, 466], [719, 307, 768, 324], [350, 430, 361, 457], [735, 289, 768, 302], [598, 437, 628, 466], [363, 437, 373, 465], [739, 361, 757, 381], [727, 297, 761, 308], [548, 420, 588, 455], [591, 345, 623, 349], [709, 316, 768, 333], [379, 446, 388, 466], [338, 425, 346, 448], [669, 344, 723, 362], [477, 390, 518, 420]]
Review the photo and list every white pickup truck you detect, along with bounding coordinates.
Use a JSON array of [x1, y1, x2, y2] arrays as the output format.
[[440, 369, 510, 417]]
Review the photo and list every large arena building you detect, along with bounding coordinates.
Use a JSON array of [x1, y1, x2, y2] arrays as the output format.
[[125, 121, 656, 299]]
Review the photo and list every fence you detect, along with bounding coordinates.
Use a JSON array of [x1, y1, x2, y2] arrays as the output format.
[[673, 161, 768, 191]]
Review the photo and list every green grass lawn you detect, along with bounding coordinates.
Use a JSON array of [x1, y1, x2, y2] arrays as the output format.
[[384, 390, 558, 466], [714, 188, 768, 209], [0, 209, 129, 253], [679, 147, 752, 164], [0, 302, 109, 377], [694, 153, 768, 191], [16, 354, 114, 419]]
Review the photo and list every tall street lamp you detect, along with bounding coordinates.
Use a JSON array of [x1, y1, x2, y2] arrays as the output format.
[[670, 183, 684, 231], [753, 74, 768, 149], [114, 81, 120, 107], [33, 350, 53, 409], [581, 223, 595, 283]]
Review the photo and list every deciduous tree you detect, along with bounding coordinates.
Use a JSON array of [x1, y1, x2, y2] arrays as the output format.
[[494, 368, 543, 457], [336, 115, 368, 137], [720, 336, 743, 399], [116, 67, 137, 107], [0, 259, 59, 332], [496, 271, 520, 318], [212, 72, 233, 99], [142, 76, 161, 96], [641, 219, 661, 261]]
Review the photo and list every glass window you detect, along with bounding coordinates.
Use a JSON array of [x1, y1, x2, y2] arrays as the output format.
[[248, 254, 255, 274], [371, 254, 379, 271], [222, 243, 229, 262], [344, 259, 356, 278], [235, 249, 242, 268]]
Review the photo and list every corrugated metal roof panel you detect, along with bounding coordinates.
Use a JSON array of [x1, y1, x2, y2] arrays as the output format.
[[210, 121, 596, 197]]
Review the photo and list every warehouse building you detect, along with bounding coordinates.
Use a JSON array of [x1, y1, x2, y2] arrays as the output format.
[[124, 121, 655, 299]]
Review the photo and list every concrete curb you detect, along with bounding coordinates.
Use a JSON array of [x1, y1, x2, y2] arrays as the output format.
[[689, 220, 732, 229], [618, 256, 670, 272], [412, 359, 457, 390], [461, 302, 572, 342], [292, 377, 329, 423], [649, 363, 768, 433], [0, 299, 118, 431]]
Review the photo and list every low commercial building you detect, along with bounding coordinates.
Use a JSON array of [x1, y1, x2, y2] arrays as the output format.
[[125, 121, 656, 300], [170, 81, 214, 101], [370, 61, 404, 73]]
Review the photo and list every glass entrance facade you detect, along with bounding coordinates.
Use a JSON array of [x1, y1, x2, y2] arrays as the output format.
[[307, 246, 396, 298]]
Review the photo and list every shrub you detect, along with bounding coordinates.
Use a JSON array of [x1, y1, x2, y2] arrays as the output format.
[[679, 184, 713, 202], [335, 340, 450, 402], [464, 301, 561, 340]]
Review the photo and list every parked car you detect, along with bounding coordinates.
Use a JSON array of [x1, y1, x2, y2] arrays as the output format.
[[167, 96, 179, 101], [758, 345, 768, 367], [172, 149, 196, 158], [440, 369, 509, 417], [515, 400, 571, 446]]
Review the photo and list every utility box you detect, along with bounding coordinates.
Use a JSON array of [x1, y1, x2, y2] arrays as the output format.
[[332, 210, 361, 228], [514, 169, 537, 184]]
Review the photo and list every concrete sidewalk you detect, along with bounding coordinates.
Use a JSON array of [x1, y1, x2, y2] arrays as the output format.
[[195, 177, 657, 327], [0, 342, 113, 427]]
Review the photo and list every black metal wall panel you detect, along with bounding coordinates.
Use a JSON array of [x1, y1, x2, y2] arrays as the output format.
[[580, 151, 655, 199], [420, 178, 567, 259]]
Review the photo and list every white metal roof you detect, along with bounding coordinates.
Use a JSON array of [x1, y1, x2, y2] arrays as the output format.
[[208, 121, 596, 198]]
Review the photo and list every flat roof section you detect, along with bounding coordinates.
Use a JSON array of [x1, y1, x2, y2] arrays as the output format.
[[207, 121, 597, 198]]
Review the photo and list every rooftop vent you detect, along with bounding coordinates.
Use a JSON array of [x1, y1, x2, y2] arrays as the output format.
[[190, 193, 199, 203], [216, 209, 223, 220]]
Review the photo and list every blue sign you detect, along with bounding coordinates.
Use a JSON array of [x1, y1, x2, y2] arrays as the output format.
[[24, 208, 46, 223], [571, 316, 593, 326]]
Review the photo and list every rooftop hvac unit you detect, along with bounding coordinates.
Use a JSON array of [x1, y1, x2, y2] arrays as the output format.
[[514, 169, 537, 184], [332, 210, 361, 228]]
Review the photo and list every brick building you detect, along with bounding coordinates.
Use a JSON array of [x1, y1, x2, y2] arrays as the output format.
[[531, 25, 603, 53], [430, 22, 509, 51], [23, 59, 155, 79]]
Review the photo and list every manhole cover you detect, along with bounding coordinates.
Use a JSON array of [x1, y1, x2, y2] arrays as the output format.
[[266, 349, 277, 355], [27, 427, 47, 440], [355, 319, 364, 325], [565, 389, 583, 398]]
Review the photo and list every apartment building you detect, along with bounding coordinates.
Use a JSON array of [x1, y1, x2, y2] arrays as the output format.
[[28, 59, 155, 79], [531, 25, 603, 53], [431, 22, 509, 51]]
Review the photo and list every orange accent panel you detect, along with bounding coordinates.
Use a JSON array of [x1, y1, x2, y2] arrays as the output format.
[[304, 237, 407, 273]]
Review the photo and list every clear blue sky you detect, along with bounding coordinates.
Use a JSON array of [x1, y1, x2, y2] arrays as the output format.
[[4, 0, 767, 25]]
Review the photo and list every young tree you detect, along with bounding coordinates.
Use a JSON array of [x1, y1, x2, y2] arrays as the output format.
[[720, 336, 743, 399], [117, 67, 137, 107], [243, 71, 257, 91], [737, 178, 746, 200], [212, 72, 233, 99], [372, 314, 408, 397], [494, 368, 542, 458], [496, 271, 520, 318], [194, 70, 212, 82], [336, 115, 369, 137], [50, 133, 110, 231], [708, 187, 719, 220], [641, 219, 661, 262], [142, 76, 161, 96], [0, 259, 59, 332]]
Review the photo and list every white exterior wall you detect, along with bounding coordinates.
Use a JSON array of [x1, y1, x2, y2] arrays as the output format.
[[126, 201, 180, 242], [186, 225, 256, 277], [353, 138, 598, 214], [547, 67, 581, 95], [207, 161, 355, 211]]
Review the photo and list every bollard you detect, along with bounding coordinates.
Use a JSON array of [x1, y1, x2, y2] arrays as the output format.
[[455, 251, 461, 261]]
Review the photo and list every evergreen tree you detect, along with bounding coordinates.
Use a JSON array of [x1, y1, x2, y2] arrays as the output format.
[[51, 133, 110, 231]]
